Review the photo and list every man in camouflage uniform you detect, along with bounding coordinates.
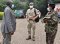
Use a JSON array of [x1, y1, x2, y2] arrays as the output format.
[[43, 4, 58, 44], [26, 2, 39, 41]]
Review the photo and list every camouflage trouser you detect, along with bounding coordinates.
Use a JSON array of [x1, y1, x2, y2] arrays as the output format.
[[46, 31, 57, 44], [27, 20, 36, 38]]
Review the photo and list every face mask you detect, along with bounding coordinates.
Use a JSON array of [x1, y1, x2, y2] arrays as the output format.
[[47, 8, 51, 12], [12, 4, 14, 8], [30, 6, 33, 9]]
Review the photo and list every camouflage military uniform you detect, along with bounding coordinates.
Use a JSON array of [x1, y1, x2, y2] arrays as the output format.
[[44, 11, 58, 44]]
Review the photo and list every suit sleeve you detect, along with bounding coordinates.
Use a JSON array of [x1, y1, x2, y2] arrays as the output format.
[[5, 9, 13, 32], [11, 10, 16, 32]]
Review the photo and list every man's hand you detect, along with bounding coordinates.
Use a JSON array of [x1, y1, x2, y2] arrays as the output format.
[[29, 16, 35, 20], [10, 32, 14, 35], [43, 18, 48, 23], [32, 18, 35, 21], [26, 16, 36, 21]]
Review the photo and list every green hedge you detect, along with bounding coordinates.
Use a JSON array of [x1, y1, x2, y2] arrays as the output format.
[[0, 12, 4, 20]]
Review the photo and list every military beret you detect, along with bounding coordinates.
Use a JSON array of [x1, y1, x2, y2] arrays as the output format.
[[48, 3, 55, 9]]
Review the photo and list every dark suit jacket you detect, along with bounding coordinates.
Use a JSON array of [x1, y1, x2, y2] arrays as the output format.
[[1, 6, 16, 33]]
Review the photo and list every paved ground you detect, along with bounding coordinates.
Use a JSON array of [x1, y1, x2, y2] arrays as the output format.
[[0, 20, 2, 44], [0, 19, 60, 44]]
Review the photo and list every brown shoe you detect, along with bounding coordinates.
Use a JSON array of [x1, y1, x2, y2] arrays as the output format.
[[32, 37, 35, 41], [26, 36, 31, 40]]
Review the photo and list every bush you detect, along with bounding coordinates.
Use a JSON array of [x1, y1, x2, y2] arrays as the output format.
[[34, 0, 48, 17], [0, 12, 4, 20]]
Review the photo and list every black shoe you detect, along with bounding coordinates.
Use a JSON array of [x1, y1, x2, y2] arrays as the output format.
[[26, 36, 31, 40]]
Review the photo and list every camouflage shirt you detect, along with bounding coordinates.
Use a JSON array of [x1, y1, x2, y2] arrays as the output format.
[[44, 11, 58, 33]]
